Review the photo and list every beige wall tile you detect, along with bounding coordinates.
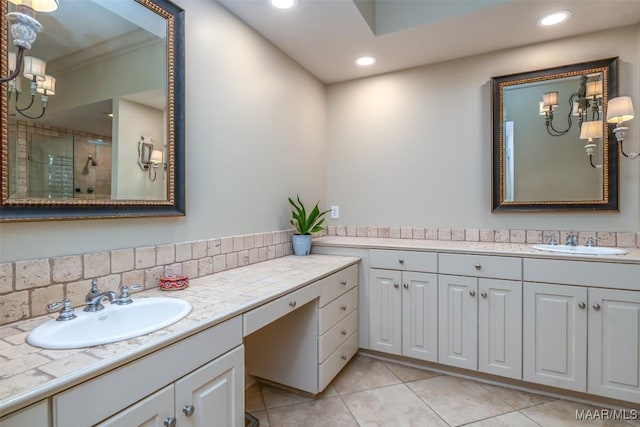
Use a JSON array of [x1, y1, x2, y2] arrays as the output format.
[[15, 259, 50, 290], [122, 270, 144, 287], [596, 231, 616, 247], [0, 263, 13, 293], [221, 236, 234, 253], [238, 250, 250, 267], [526, 230, 543, 244], [52, 255, 82, 283], [451, 229, 465, 241], [65, 279, 92, 307], [135, 246, 156, 269], [578, 231, 596, 246], [181, 260, 199, 279], [378, 227, 390, 238], [175, 242, 192, 262], [233, 236, 245, 251], [367, 227, 378, 238], [144, 266, 164, 290], [401, 227, 413, 239], [437, 228, 451, 241], [244, 235, 255, 250], [156, 244, 175, 265], [542, 230, 560, 245], [616, 232, 636, 247], [31, 284, 64, 317], [267, 246, 276, 260], [207, 238, 222, 256], [494, 229, 510, 243], [254, 233, 265, 247], [165, 263, 183, 276], [84, 252, 110, 279], [346, 226, 357, 237], [479, 229, 494, 242], [226, 252, 239, 269], [389, 227, 401, 238], [465, 229, 480, 242], [510, 230, 526, 243], [192, 240, 208, 259], [425, 228, 438, 240], [413, 228, 425, 240], [249, 248, 260, 265], [356, 226, 367, 237], [199, 257, 214, 276], [336, 225, 346, 236], [275, 244, 285, 258], [0, 291, 29, 324], [327, 225, 337, 236], [111, 249, 134, 273], [264, 232, 274, 246], [213, 255, 226, 273]]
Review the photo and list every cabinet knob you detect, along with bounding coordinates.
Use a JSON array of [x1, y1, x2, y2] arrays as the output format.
[[469, 290, 476, 297], [340, 280, 347, 286], [289, 300, 297, 308], [593, 303, 601, 311], [398, 259, 405, 264], [341, 329, 347, 335], [394, 283, 399, 289], [475, 264, 482, 270], [164, 417, 177, 427], [578, 301, 586, 309], [403, 283, 409, 289], [341, 354, 348, 360], [341, 304, 347, 311], [183, 404, 195, 417], [480, 292, 487, 298]]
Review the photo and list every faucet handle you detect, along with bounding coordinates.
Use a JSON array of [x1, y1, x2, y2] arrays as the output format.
[[115, 284, 143, 305], [89, 278, 99, 294], [546, 235, 558, 245], [585, 236, 600, 247], [47, 298, 77, 321]]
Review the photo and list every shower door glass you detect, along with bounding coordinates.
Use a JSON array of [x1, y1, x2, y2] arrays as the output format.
[[28, 135, 74, 199]]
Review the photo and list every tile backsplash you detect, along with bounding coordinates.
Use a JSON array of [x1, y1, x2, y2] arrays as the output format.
[[1, 225, 638, 326]]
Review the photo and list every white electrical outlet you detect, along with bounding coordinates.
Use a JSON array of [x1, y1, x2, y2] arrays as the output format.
[[330, 205, 339, 219]]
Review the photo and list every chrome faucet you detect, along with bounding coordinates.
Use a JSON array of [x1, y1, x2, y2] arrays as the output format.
[[565, 231, 579, 247], [84, 279, 117, 312]]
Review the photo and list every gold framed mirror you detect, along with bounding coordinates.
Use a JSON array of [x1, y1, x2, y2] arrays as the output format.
[[1, 0, 185, 221], [491, 57, 619, 211]]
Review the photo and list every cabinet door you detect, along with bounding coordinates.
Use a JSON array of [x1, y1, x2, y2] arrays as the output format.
[[0, 400, 49, 427], [369, 269, 402, 355], [96, 385, 174, 427], [175, 346, 244, 427], [438, 274, 477, 370], [402, 271, 438, 362], [523, 282, 587, 392], [478, 279, 522, 379], [588, 288, 640, 402]]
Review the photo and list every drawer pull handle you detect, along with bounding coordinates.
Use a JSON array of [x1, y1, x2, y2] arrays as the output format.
[[394, 283, 399, 289], [398, 259, 405, 264], [289, 300, 297, 308], [341, 354, 347, 360], [341, 305, 347, 311], [578, 301, 586, 309], [593, 303, 601, 311], [341, 330, 347, 335], [183, 405, 195, 417], [480, 292, 487, 298], [340, 280, 347, 286], [475, 264, 482, 270], [164, 417, 177, 427], [469, 290, 476, 297]]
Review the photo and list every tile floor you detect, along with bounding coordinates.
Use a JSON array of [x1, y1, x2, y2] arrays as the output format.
[[245, 355, 639, 427]]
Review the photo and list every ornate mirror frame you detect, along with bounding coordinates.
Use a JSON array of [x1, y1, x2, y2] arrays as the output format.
[[0, 0, 185, 221], [491, 57, 619, 212]]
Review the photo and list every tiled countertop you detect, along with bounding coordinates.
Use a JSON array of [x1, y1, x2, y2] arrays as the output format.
[[312, 236, 640, 264], [0, 254, 360, 415]]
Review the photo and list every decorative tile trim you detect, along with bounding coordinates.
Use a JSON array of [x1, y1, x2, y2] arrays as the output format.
[[326, 225, 640, 249], [0, 229, 298, 326]]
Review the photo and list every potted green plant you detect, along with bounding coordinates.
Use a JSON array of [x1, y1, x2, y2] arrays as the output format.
[[288, 195, 330, 256]]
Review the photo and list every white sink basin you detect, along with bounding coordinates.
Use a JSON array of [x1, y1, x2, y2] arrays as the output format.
[[27, 297, 192, 349], [532, 244, 628, 256]]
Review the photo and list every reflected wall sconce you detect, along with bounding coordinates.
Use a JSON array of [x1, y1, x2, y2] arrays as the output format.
[[540, 75, 602, 137], [138, 136, 164, 181], [579, 120, 603, 169], [607, 96, 637, 159], [2, 0, 59, 84], [148, 149, 164, 182]]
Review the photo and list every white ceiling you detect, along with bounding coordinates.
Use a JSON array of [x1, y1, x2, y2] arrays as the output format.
[[216, 0, 640, 84]]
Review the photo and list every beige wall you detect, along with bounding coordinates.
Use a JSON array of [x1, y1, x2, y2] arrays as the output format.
[[0, 0, 327, 262], [326, 25, 640, 232]]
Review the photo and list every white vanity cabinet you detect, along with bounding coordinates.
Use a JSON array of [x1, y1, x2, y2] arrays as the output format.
[[54, 317, 244, 427], [523, 258, 640, 403], [438, 254, 522, 379], [369, 250, 438, 362], [0, 400, 49, 427]]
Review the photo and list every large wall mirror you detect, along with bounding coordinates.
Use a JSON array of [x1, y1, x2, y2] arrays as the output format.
[[491, 58, 619, 211], [1, 0, 184, 221]]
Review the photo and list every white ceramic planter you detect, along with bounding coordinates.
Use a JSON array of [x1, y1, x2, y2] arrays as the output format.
[[292, 234, 312, 256]]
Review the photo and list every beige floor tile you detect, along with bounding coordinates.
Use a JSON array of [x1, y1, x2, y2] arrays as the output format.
[[465, 411, 540, 427], [407, 375, 514, 426], [245, 383, 265, 412], [248, 410, 269, 427], [383, 360, 440, 383], [332, 355, 402, 395], [261, 383, 313, 409], [522, 400, 639, 426], [267, 396, 358, 427], [342, 383, 447, 427], [478, 383, 555, 410]]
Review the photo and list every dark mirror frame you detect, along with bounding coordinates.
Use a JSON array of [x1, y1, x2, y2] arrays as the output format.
[[0, 0, 185, 222], [491, 57, 619, 212]]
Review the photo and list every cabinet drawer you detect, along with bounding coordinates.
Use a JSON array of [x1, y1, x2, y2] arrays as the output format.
[[318, 331, 358, 391], [244, 281, 320, 336], [439, 253, 521, 280], [524, 258, 640, 290], [370, 249, 437, 272], [318, 309, 358, 362], [54, 317, 242, 427], [319, 264, 358, 307], [318, 287, 358, 335], [0, 401, 49, 427]]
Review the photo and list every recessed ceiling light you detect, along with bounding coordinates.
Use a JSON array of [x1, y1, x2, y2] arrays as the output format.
[[538, 10, 571, 27], [270, 0, 296, 9], [355, 56, 376, 67]]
